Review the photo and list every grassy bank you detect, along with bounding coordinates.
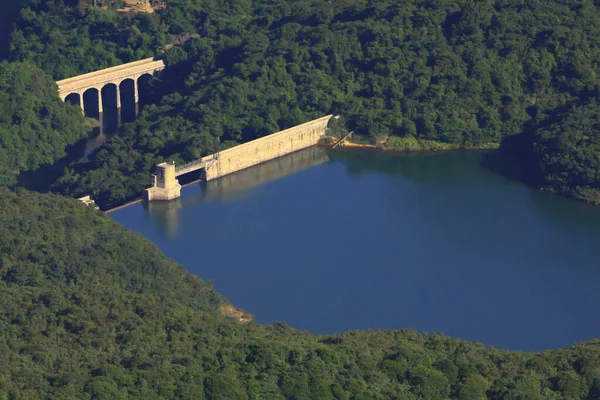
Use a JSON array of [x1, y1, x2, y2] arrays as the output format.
[[324, 134, 500, 152], [383, 135, 500, 152]]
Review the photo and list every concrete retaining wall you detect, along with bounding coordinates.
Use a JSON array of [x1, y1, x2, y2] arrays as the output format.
[[202, 115, 333, 181]]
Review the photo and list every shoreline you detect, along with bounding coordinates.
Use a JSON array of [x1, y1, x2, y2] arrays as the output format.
[[321, 137, 500, 152], [104, 198, 143, 213], [104, 178, 207, 213], [101, 140, 499, 213]]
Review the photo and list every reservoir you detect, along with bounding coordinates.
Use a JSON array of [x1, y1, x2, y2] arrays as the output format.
[[110, 146, 600, 351]]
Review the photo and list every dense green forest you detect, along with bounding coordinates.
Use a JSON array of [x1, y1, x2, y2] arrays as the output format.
[[9, 0, 168, 79], [8, 0, 600, 207], [532, 100, 600, 203], [0, 60, 89, 186], [1, 188, 600, 399], [2, 2, 600, 397]]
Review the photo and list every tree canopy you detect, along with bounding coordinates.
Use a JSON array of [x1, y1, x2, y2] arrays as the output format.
[[8, 0, 599, 205], [2, 2, 600, 397], [0, 61, 89, 186]]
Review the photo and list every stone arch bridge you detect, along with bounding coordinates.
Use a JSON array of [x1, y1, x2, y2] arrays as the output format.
[[56, 57, 165, 115]]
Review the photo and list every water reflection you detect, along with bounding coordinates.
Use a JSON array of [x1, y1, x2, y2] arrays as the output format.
[[111, 147, 600, 350], [142, 146, 330, 238], [335, 148, 492, 184], [337, 148, 600, 236], [143, 198, 182, 239]]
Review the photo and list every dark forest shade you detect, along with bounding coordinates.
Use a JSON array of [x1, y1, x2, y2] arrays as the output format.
[[0, 0, 29, 59], [0, 61, 89, 185]]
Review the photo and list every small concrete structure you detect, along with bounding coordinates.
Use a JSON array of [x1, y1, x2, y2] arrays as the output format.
[[78, 195, 100, 209], [56, 57, 165, 114], [144, 162, 181, 201], [145, 115, 333, 202]]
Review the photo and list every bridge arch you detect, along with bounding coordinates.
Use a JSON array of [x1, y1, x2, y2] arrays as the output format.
[[118, 78, 137, 111], [64, 92, 83, 111], [101, 83, 119, 109], [136, 73, 154, 104], [56, 57, 165, 116], [82, 87, 101, 117]]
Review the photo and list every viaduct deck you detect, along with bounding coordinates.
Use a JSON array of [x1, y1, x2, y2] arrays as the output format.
[[56, 57, 165, 99]]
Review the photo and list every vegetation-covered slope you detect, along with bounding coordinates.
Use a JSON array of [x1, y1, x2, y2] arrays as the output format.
[[0, 61, 89, 186], [496, 98, 600, 204], [532, 100, 600, 203], [9, 0, 598, 206], [1, 188, 600, 399], [9, 0, 168, 79], [2, 2, 600, 398]]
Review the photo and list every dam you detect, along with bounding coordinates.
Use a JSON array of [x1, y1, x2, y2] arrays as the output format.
[[145, 115, 334, 201], [144, 145, 330, 238]]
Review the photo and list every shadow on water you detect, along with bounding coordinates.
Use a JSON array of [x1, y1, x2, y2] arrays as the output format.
[[16, 103, 137, 192], [332, 147, 600, 236], [529, 188, 600, 234], [139, 146, 556, 241], [331, 147, 496, 184], [77, 58, 191, 158], [142, 146, 331, 238], [16, 102, 137, 192], [16, 59, 193, 192], [80, 80, 140, 158], [476, 134, 600, 232]]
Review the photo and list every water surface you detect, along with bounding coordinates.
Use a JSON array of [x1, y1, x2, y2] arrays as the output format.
[[111, 147, 600, 351]]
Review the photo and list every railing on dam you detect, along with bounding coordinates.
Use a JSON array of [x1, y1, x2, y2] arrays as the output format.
[[174, 153, 219, 177], [175, 159, 208, 177]]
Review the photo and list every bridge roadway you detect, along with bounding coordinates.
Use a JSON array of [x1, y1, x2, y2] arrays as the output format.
[[56, 57, 165, 112]]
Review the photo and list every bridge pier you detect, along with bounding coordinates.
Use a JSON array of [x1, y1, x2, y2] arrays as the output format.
[[97, 89, 103, 113], [133, 79, 139, 104], [79, 92, 85, 114], [144, 162, 181, 201], [115, 85, 121, 109]]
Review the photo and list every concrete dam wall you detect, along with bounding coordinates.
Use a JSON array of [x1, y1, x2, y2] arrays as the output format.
[[146, 115, 333, 201], [144, 146, 330, 237], [202, 115, 333, 181]]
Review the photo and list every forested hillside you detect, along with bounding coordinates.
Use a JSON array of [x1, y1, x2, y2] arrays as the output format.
[[9, 0, 599, 206], [0, 61, 89, 186], [1, 188, 600, 399], [533, 100, 600, 203], [3, 2, 600, 398], [9, 0, 168, 79]]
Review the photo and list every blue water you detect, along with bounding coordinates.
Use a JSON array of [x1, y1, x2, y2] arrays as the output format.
[[111, 147, 600, 351]]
